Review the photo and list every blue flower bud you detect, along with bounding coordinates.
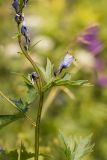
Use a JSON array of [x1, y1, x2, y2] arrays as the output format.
[[12, 0, 19, 13], [21, 21, 30, 45], [23, 0, 29, 7], [15, 13, 24, 24], [55, 52, 75, 75], [29, 72, 39, 84]]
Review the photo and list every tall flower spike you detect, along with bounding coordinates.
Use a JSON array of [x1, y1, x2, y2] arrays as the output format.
[[55, 52, 75, 75], [21, 21, 30, 46], [12, 0, 19, 13]]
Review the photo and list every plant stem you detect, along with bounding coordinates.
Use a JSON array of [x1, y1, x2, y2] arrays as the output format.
[[35, 93, 44, 160], [17, 24, 44, 160]]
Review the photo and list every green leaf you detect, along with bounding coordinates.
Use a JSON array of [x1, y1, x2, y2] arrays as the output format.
[[37, 64, 46, 81], [11, 98, 29, 113], [45, 58, 54, 82], [0, 114, 24, 129], [54, 79, 88, 87], [37, 58, 54, 83], [59, 132, 94, 160], [8, 150, 18, 160], [0, 149, 18, 160], [23, 75, 38, 102], [73, 134, 94, 160], [20, 143, 35, 160]]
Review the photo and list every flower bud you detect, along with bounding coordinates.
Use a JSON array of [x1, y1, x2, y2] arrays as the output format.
[[21, 21, 30, 45], [23, 0, 29, 7], [12, 0, 19, 13], [15, 13, 24, 24], [55, 52, 75, 75], [29, 72, 39, 84]]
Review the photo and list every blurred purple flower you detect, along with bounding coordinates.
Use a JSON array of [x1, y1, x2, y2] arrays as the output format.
[[77, 24, 103, 56], [97, 74, 107, 87], [55, 52, 75, 75], [94, 58, 105, 71]]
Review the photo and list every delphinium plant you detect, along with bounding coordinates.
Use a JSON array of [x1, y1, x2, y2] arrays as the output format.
[[0, 1, 94, 160]]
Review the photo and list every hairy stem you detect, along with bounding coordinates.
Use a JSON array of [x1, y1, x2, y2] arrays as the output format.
[[35, 93, 44, 160]]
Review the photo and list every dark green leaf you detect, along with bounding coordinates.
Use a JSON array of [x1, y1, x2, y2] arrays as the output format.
[[0, 114, 24, 129], [11, 98, 29, 113], [20, 143, 34, 160], [8, 150, 18, 160]]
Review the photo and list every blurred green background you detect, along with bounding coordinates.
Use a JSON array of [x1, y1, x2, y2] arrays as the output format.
[[0, 0, 107, 160]]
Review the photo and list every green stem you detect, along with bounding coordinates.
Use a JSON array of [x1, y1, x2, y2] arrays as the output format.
[[35, 93, 44, 160], [17, 24, 44, 160]]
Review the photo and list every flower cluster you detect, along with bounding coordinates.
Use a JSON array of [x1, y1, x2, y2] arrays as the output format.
[[12, 0, 30, 49]]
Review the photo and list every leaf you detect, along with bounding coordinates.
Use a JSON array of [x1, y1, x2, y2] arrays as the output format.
[[8, 150, 18, 160], [37, 58, 54, 83], [20, 143, 35, 160], [0, 114, 24, 130], [0, 149, 18, 160], [11, 98, 29, 113], [59, 132, 94, 160], [37, 64, 46, 81], [54, 79, 88, 87], [23, 75, 38, 102], [73, 134, 94, 160], [45, 58, 54, 82]]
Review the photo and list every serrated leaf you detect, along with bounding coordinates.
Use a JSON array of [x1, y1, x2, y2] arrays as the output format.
[[0, 114, 24, 129], [20, 143, 35, 160], [54, 79, 88, 87], [59, 132, 94, 160], [73, 134, 94, 160]]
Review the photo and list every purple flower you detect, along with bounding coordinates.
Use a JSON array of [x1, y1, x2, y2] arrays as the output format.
[[12, 0, 19, 13], [55, 52, 75, 75], [94, 58, 105, 71], [15, 13, 24, 24], [77, 24, 103, 56], [21, 21, 30, 45], [97, 74, 107, 87]]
